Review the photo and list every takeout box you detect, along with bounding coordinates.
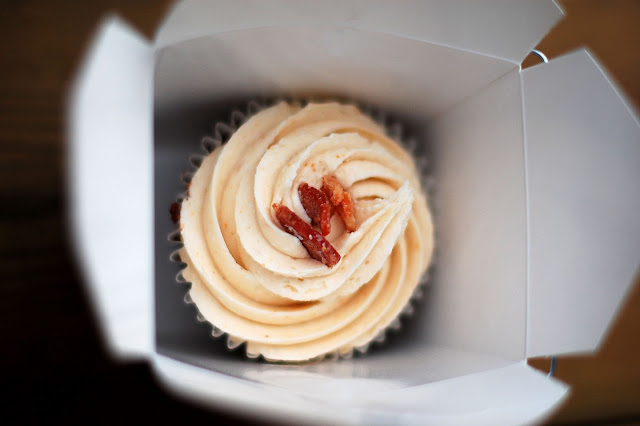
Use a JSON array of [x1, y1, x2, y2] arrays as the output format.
[[68, 1, 640, 424]]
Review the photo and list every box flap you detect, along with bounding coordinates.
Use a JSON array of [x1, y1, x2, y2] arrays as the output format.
[[68, 16, 154, 359], [356, 362, 568, 425], [156, 0, 562, 64], [154, 356, 568, 425], [154, 25, 515, 120], [522, 50, 640, 357], [432, 69, 527, 361]]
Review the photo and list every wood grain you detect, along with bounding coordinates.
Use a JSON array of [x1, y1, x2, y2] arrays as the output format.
[[1, 1, 638, 424]]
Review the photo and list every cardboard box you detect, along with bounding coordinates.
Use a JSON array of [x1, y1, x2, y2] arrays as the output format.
[[68, 1, 640, 424]]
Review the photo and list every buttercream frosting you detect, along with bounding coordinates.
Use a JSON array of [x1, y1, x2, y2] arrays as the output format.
[[178, 101, 434, 361]]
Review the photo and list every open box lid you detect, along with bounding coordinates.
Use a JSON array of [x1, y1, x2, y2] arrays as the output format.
[[68, 17, 155, 359], [155, 0, 563, 64], [153, 354, 569, 425], [522, 50, 640, 357]]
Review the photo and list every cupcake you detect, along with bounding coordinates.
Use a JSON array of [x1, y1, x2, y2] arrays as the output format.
[[174, 101, 434, 362]]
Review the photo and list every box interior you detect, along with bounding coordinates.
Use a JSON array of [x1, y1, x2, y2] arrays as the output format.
[[153, 27, 527, 389]]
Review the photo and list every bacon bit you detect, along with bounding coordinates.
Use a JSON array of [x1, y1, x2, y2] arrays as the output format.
[[298, 183, 332, 236], [322, 175, 357, 232], [170, 202, 181, 224], [273, 203, 341, 268]]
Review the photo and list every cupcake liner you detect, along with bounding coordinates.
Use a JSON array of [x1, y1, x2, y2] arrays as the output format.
[[168, 98, 437, 362]]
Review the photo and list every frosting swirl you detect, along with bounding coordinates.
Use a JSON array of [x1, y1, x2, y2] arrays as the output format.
[[179, 102, 434, 361]]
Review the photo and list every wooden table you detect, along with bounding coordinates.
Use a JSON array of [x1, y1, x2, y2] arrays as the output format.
[[2, 1, 638, 424]]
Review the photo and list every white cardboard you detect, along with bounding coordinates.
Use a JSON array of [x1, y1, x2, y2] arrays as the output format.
[[153, 354, 568, 425], [158, 342, 515, 393], [353, 362, 568, 425], [156, 0, 562, 64], [68, 16, 154, 359], [154, 25, 515, 119], [522, 49, 640, 357], [432, 68, 527, 361]]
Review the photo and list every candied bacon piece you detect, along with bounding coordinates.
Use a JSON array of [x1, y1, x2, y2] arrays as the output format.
[[298, 182, 332, 236], [321, 175, 357, 232], [273, 203, 341, 268]]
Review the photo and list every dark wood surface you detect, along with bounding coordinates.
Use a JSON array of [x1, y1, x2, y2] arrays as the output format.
[[1, 1, 638, 424]]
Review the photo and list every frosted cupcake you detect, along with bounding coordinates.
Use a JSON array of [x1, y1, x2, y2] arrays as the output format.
[[175, 101, 434, 362]]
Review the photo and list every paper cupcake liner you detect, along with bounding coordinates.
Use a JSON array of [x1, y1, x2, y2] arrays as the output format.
[[168, 98, 437, 362]]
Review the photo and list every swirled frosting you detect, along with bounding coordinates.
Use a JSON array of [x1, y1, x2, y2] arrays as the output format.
[[178, 102, 434, 361]]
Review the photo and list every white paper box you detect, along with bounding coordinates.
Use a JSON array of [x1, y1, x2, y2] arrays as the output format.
[[68, 1, 640, 424]]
